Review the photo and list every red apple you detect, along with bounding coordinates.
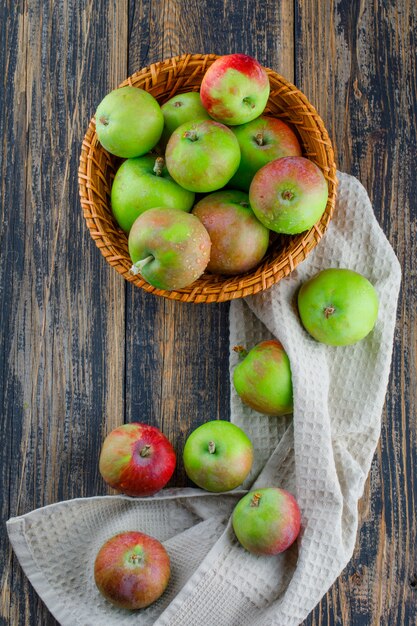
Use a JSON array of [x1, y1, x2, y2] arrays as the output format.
[[249, 156, 329, 234], [200, 54, 270, 125], [94, 531, 170, 609], [99, 423, 176, 496], [192, 190, 269, 275], [232, 487, 301, 555]]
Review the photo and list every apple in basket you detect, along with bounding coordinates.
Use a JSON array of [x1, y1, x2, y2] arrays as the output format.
[[183, 420, 254, 492], [232, 488, 301, 555], [192, 189, 269, 275], [233, 340, 293, 416], [200, 53, 270, 126], [94, 531, 170, 609], [99, 423, 176, 496], [249, 156, 329, 234], [95, 86, 164, 158], [228, 116, 302, 191], [165, 118, 241, 193], [159, 91, 211, 149], [128, 208, 211, 290], [111, 155, 195, 233], [298, 268, 379, 346]]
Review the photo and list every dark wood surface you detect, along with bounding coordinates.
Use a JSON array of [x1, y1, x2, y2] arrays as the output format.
[[0, 1, 416, 624]]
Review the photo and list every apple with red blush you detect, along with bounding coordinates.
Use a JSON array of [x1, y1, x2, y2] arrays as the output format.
[[128, 207, 211, 290], [99, 423, 176, 497], [232, 487, 301, 555], [233, 340, 293, 416], [192, 190, 269, 275], [200, 54, 270, 125], [249, 156, 329, 234], [94, 531, 170, 609], [229, 116, 302, 191]]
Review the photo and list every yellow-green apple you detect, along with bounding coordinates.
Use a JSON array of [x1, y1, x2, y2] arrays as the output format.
[[165, 119, 240, 192], [228, 116, 302, 191], [160, 91, 211, 148], [94, 531, 170, 609], [128, 208, 211, 290], [298, 268, 379, 345], [98, 423, 176, 496], [232, 487, 301, 555], [183, 420, 253, 492], [233, 340, 293, 416], [192, 190, 269, 275], [111, 155, 195, 232], [200, 53, 270, 125], [249, 156, 328, 234], [95, 86, 164, 158]]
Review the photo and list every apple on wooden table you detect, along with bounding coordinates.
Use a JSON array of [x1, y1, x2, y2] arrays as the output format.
[[98, 422, 176, 497]]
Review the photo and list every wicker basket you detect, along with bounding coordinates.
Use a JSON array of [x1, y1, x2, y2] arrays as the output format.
[[78, 53, 337, 304]]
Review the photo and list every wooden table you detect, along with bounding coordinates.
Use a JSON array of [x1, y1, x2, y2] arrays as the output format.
[[1, 1, 416, 624]]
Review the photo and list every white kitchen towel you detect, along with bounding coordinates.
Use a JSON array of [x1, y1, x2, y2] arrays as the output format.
[[7, 172, 401, 626]]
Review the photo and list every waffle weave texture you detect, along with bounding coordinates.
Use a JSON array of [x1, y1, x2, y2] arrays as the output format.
[[7, 172, 401, 625]]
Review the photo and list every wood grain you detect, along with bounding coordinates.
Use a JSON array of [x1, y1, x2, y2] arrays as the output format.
[[0, 1, 416, 625], [0, 1, 128, 624], [295, 1, 417, 624]]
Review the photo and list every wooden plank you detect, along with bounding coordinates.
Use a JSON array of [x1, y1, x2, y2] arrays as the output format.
[[0, 1, 128, 624], [125, 0, 294, 486], [295, 0, 417, 624]]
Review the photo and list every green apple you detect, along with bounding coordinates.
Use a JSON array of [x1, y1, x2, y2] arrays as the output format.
[[95, 86, 164, 158], [200, 54, 270, 126], [160, 91, 211, 148], [111, 155, 195, 232], [165, 119, 241, 192], [232, 488, 301, 555], [228, 116, 302, 191], [233, 340, 293, 416], [128, 207, 211, 291], [298, 268, 379, 346], [249, 156, 328, 234], [183, 420, 253, 492], [192, 190, 269, 275]]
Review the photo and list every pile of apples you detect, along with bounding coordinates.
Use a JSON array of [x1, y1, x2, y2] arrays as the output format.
[[91, 53, 381, 612], [95, 53, 329, 290]]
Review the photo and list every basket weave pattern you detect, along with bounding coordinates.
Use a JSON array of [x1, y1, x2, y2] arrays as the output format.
[[78, 54, 337, 303]]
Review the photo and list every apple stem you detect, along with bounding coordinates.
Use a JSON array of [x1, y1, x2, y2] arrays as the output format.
[[233, 345, 248, 359], [255, 132, 264, 146], [130, 255, 154, 276], [184, 129, 198, 142], [208, 440, 216, 454], [324, 305, 336, 319], [250, 492, 262, 507], [99, 115, 109, 126], [239, 201, 249, 208], [139, 444, 152, 457], [153, 156, 165, 176], [282, 190, 294, 200], [174, 101, 183, 107]]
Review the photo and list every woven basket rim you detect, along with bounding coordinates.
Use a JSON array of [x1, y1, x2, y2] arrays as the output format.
[[78, 53, 338, 303]]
